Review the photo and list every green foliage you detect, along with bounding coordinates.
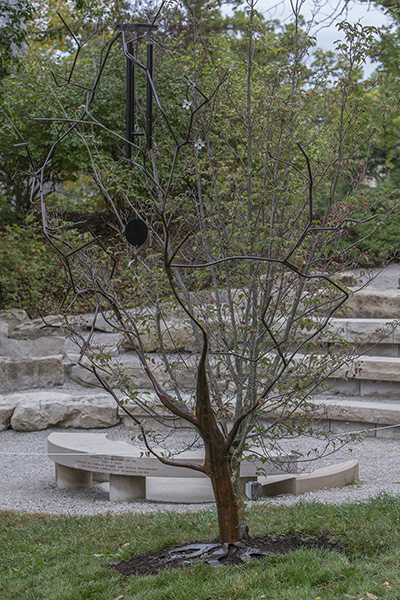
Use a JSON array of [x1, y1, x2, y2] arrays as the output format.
[[0, 0, 34, 81], [0, 217, 68, 315], [344, 189, 399, 265]]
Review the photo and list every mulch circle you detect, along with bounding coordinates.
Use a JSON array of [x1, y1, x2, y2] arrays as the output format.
[[109, 532, 344, 577]]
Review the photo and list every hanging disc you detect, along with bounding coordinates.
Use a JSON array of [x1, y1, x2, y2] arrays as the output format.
[[125, 218, 148, 246]]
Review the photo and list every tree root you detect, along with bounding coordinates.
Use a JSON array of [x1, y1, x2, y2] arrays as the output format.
[[164, 541, 273, 567]]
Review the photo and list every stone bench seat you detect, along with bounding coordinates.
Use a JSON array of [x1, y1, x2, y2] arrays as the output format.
[[48, 432, 297, 502]]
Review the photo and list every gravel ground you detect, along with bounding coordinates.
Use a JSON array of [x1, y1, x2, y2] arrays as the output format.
[[1, 425, 400, 516]]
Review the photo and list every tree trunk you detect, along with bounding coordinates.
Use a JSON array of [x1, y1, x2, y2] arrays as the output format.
[[209, 459, 242, 543]]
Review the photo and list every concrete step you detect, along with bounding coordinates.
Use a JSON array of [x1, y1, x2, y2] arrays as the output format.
[[266, 395, 400, 439]]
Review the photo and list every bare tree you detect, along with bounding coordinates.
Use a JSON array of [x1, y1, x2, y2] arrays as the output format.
[[27, 1, 396, 555]]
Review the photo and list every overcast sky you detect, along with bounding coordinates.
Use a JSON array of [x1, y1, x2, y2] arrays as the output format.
[[229, 1, 392, 75]]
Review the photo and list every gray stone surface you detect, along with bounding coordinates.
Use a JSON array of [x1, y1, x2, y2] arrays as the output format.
[[321, 398, 400, 425], [74, 312, 118, 333], [0, 355, 64, 393], [0, 336, 65, 358], [260, 460, 359, 496], [0, 309, 29, 332], [67, 354, 197, 391], [67, 358, 165, 389], [10, 315, 65, 339], [0, 399, 16, 431], [333, 355, 400, 382], [10, 392, 119, 431], [344, 288, 400, 319], [0, 321, 8, 337], [122, 313, 197, 352]]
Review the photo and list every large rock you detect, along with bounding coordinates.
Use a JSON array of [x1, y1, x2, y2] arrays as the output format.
[[0, 399, 16, 431], [73, 312, 118, 333], [0, 336, 65, 358], [0, 321, 8, 337], [10, 315, 65, 339], [10, 391, 119, 431], [0, 309, 29, 333], [0, 356, 64, 393]]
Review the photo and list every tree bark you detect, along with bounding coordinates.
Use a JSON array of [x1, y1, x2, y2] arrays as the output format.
[[208, 458, 241, 544]]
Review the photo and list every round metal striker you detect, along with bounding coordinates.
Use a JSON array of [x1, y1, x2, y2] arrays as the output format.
[[125, 218, 148, 246]]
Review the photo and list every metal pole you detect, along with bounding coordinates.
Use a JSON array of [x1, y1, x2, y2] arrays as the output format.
[[126, 40, 134, 159], [146, 43, 153, 151]]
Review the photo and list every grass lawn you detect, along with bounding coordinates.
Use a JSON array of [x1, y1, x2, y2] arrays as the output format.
[[1, 494, 400, 600]]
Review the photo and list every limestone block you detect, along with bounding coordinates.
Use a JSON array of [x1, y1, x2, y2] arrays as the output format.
[[10, 392, 119, 431], [344, 288, 400, 319], [0, 399, 16, 430], [67, 364, 106, 388], [0, 309, 29, 332], [67, 358, 166, 389], [320, 398, 400, 425], [260, 460, 359, 496], [360, 380, 400, 398], [357, 343, 398, 358], [123, 313, 197, 352], [376, 425, 400, 439], [10, 315, 65, 339], [325, 378, 360, 396], [0, 356, 64, 393], [346, 318, 396, 344], [333, 356, 400, 382], [329, 419, 373, 436], [0, 336, 65, 358]]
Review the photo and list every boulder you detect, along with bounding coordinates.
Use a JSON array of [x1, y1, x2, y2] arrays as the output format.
[[74, 312, 118, 333], [0, 355, 64, 393], [10, 315, 65, 339], [0, 321, 8, 338], [0, 399, 16, 431], [10, 391, 119, 431], [0, 336, 65, 358], [0, 309, 29, 333]]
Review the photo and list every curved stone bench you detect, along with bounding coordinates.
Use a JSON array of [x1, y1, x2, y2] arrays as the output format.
[[47, 432, 297, 502], [259, 459, 359, 496]]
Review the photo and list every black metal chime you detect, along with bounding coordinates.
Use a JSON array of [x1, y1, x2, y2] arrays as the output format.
[[116, 23, 156, 248], [116, 22, 157, 159]]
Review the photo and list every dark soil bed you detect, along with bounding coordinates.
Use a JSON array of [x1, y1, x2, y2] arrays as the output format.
[[110, 532, 344, 577]]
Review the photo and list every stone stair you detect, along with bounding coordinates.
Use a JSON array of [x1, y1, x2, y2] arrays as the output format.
[[1, 289, 400, 437]]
